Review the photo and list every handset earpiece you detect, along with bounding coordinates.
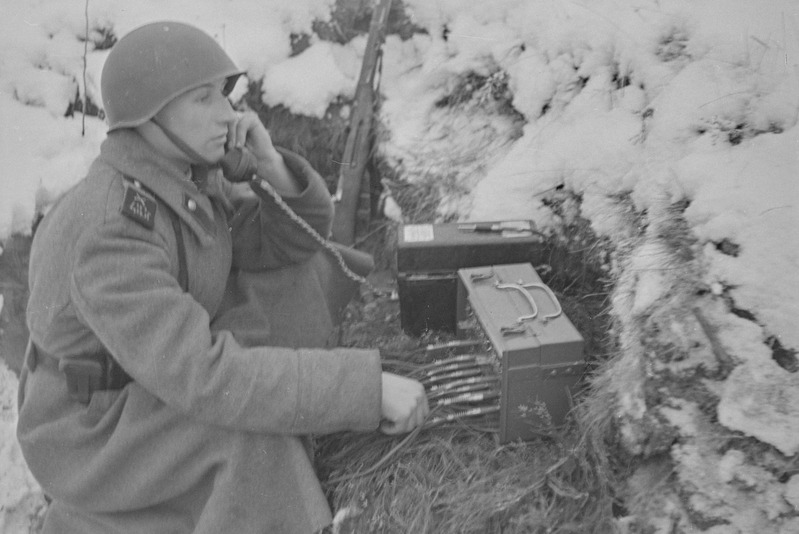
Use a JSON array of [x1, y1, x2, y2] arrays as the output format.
[[219, 147, 259, 182]]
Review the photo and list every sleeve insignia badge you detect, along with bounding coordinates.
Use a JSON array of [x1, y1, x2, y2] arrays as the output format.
[[121, 184, 157, 229]]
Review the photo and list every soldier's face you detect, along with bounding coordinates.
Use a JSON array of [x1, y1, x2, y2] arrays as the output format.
[[156, 78, 236, 163]]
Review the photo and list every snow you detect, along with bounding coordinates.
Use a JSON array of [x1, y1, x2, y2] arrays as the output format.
[[1, 0, 799, 531], [718, 359, 799, 456], [785, 475, 799, 511], [0, 361, 45, 532], [262, 38, 363, 117]]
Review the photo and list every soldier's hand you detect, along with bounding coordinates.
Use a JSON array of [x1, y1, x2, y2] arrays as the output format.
[[226, 111, 278, 163], [379, 372, 429, 435], [226, 111, 301, 195]]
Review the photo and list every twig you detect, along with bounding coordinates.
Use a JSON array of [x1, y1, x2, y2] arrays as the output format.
[[82, 0, 89, 136], [692, 307, 736, 376]]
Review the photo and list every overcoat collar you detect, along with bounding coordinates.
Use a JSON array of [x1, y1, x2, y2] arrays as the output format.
[[98, 129, 224, 245]]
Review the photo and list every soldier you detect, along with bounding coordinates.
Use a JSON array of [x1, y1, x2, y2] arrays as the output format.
[[17, 20, 428, 533]]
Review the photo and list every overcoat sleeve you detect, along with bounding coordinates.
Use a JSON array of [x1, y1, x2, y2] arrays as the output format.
[[69, 194, 381, 436], [224, 148, 336, 271]]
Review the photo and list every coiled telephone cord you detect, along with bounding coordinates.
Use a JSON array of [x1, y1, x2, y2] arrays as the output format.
[[255, 178, 376, 291]]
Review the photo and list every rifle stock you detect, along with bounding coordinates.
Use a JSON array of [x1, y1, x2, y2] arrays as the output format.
[[331, 0, 393, 245]]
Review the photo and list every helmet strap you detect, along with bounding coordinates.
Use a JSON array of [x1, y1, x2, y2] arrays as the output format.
[[150, 116, 216, 167]]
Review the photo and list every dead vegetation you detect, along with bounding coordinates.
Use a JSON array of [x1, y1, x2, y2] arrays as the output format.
[[309, 162, 620, 533], [318, 276, 621, 533]]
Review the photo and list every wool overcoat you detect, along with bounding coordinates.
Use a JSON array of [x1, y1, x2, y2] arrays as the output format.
[[16, 129, 382, 533]]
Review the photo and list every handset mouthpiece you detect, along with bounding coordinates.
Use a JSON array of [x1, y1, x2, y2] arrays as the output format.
[[219, 148, 258, 182]]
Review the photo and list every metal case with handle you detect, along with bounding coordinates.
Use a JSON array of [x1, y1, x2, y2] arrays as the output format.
[[457, 263, 585, 442]]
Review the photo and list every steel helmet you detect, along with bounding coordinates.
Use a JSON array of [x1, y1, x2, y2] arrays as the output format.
[[101, 21, 244, 131]]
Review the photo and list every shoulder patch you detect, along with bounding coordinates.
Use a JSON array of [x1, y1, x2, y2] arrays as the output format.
[[121, 184, 157, 229]]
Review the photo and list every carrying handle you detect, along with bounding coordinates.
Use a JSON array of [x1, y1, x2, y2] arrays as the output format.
[[523, 282, 563, 323], [495, 281, 563, 324], [495, 282, 539, 322]]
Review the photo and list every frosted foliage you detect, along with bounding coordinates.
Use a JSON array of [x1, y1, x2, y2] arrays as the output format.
[[672, 443, 790, 530], [718, 361, 799, 456], [504, 49, 555, 120], [785, 475, 799, 511], [468, 108, 640, 225], [676, 129, 799, 350], [262, 40, 360, 118], [628, 243, 668, 315]]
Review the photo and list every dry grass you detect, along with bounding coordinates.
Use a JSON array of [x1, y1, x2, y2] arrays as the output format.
[[312, 178, 621, 533], [317, 386, 621, 533]]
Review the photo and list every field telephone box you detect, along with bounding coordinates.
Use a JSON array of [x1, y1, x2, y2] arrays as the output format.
[[456, 263, 585, 442], [396, 221, 546, 336]]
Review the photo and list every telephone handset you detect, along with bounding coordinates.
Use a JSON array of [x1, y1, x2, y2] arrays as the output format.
[[218, 145, 372, 288], [219, 147, 259, 183]]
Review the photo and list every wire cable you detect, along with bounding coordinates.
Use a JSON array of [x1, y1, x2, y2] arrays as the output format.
[[254, 179, 377, 290]]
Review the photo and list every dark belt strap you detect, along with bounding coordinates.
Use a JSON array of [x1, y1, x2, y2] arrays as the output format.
[[28, 343, 132, 404], [167, 206, 189, 293]]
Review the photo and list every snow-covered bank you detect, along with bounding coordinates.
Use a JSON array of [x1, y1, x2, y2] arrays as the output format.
[[0, 360, 45, 532]]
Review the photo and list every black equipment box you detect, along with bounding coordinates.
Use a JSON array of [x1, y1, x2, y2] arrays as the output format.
[[397, 221, 546, 336], [457, 263, 584, 442]]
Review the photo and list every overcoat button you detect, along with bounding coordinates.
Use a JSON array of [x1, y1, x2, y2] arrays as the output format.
[[187, 199, 197, 211]]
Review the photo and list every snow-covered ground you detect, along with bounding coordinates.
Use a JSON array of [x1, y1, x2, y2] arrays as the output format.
[[1, 0, 798, 532]]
